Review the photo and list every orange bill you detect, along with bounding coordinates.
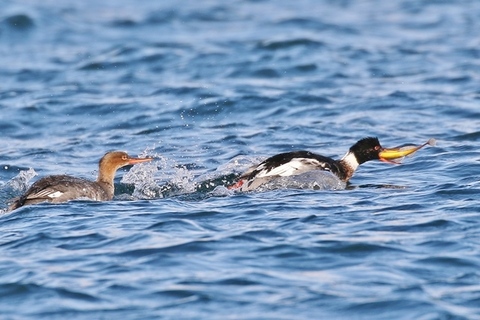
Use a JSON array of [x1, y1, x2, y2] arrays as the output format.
[[128, 156, 153, 165]]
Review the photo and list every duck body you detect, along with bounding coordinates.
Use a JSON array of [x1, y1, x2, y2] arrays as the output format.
[[231, 137, 394, 192], [14, 175, 111, 207], [235, 151, 345, 191], [9, 151, 152, 210]]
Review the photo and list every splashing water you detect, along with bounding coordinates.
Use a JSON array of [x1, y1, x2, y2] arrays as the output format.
[[121, 159, 161, 199], [122, 153, 197, 199], [256, 171, 347, 192], [122, 153, 350, 200], [5, 168, 37, 192], [192, 155, 264, 195], [0, 168, 37, 212]]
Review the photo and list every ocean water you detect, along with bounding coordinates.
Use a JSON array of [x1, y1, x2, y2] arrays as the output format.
[[1, 0, 480, 319]]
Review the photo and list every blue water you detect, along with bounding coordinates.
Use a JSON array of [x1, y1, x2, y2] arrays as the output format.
[[1, 0, 480, 318]]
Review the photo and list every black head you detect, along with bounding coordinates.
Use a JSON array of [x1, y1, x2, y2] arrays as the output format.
[[349, 137, 383, 164]]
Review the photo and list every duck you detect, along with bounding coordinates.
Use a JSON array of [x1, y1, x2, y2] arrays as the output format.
[[8, 151, 152, 210], [229, 137, 408, 191]]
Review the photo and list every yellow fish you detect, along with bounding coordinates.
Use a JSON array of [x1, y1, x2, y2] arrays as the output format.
[[379, 138, 436, 164]]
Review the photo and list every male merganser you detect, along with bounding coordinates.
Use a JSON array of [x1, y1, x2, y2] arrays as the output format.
[[229, 137, 412, 191], [8, 151, 152, 210]]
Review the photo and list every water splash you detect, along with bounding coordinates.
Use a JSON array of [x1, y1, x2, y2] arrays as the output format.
[[0, 168, 37, 212], [4, 168, 37, 192], [193, 155, 262, 194], [215, 155, 265, 174], [121, 153, 197, 199], [121, 153, 347, 200], [254, 171, 347, 192], [121, 159, 161, 199], [121, 154, 259, 199], [209, 185, 235, 197]]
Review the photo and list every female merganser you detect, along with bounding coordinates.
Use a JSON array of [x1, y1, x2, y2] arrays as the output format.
[[8, 151, 152, 210], [229, 137, 408, 191]]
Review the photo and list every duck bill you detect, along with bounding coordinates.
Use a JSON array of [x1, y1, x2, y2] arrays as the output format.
[[128, 157, 153, 165]]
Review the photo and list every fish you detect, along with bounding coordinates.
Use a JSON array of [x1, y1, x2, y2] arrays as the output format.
[[379, 138, 436, 164]]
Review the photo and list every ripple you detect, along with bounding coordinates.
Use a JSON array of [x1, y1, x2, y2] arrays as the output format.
[[2, 13, 35, 30], [258, 38, 325, 50]]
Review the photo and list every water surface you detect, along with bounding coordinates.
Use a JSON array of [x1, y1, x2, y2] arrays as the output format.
[[1, 0, 480, 319]]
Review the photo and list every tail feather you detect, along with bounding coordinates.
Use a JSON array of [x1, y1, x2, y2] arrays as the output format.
[[7, 197, 24, 212]]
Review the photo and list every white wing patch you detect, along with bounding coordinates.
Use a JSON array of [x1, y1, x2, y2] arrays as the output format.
[[254, 158, 329, 178], [47, 191, 64, 198]]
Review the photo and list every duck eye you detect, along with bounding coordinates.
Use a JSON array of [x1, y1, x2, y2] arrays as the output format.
[[122, 155, 128, 160], [374, 146, 380, 151]]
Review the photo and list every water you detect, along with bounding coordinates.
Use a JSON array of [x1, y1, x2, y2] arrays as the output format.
[[1, 0, 480, 318]]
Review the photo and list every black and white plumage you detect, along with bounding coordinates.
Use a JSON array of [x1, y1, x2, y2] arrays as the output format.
[[230, 137, 386, 191]]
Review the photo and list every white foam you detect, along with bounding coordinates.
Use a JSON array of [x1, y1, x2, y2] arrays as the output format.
[[0, 168, 38, 213], [121, 153, 197, 199], [214, 155, 266, 175], [6, 168, 38, 192], [121, 157, 163, 199], [255, 170, 346, 192]]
